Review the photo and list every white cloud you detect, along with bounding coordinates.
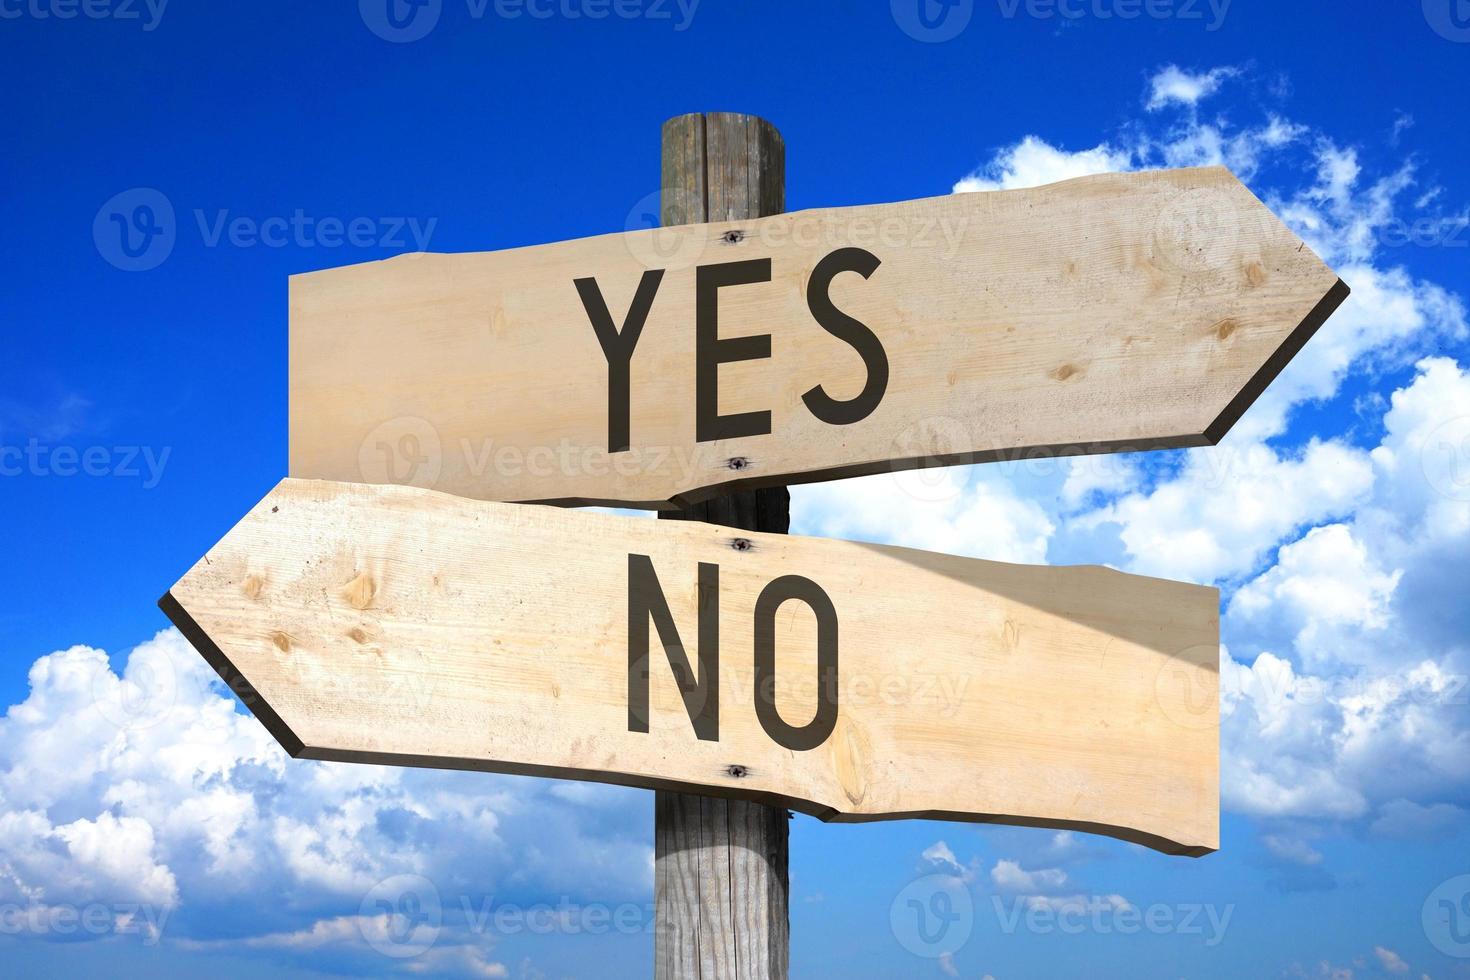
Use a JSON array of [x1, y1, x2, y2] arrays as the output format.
[[1373, 946, 1409, 974], [0, 629, 650, 967], [1146, 65, 1239, 111], [1060, 455, 1140, 510], [1261, 832, 1323, 866], [989, 859, 1067, 894], [1220, 651, 1371, 820], [793, 469, 1054, 564], [1221, 650, 1470, 823], [1369, 356, 1470, 541], [919, 839, 980, 885], [921, 840, 963, 874], [0, 807, 177, 912], [1022, 893, 1132, 915], [1212, 356, 1470, 823], [181, 914, 509, 978], [1074, 439, 1374, 584], [1369, 799, 1466, 840], [1229, 524, 1402, 666], [953, 135, 1132, 193]]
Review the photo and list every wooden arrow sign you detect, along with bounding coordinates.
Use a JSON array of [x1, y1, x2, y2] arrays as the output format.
[[291, 166, 1347, 508], [161, 479, 1220, 855]]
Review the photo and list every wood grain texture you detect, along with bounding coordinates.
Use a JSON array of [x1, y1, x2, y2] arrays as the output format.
[[290, 165, 1347, 509], [656, 792, 788, 980], [161, 478, 1222, 856], [655, 111, 789, 980]]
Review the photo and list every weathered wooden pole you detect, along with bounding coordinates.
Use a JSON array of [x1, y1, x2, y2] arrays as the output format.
[[655, 111, 791, 980]]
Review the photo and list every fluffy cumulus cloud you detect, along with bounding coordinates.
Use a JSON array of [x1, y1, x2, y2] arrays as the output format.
[[1373, 945, 1410, 974], [793, 468, 1054, 564], [920, 840, 964, 875], [1072, 438, 1375, 583], [803, 63, 1470, 856], [953, 135, 1133, 193], [1217, 357, 1470, 825], [920, 839, 1136, 937], [1146, 65, 1241, 111], [988, 859, 1067, 894], [0, 629, 652, 972]]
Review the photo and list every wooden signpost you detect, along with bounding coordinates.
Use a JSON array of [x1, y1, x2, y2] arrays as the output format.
[[652, 113, 792, 980], [163, 112, 1349, 979]]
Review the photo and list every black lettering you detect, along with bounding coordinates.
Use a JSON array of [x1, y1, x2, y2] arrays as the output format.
[[802, 247, 888, 426], [627, 554, 719, 740], [753, 574, 838, 751], [696, 259, 772, 442], [576, 270, 665, 452]]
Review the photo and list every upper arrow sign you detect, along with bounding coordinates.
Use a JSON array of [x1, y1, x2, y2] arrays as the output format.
[[291, 166, 1347, 508]]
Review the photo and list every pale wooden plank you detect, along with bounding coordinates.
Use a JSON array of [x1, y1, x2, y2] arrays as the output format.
[[162, 477, 1222, 857], [290, 165, 1347, 508]]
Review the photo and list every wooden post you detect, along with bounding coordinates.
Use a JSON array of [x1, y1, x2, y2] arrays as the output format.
[[655, 112, 791, 980]]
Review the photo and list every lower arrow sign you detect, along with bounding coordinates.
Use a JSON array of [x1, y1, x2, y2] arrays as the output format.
[[161, 479, 1220, 856]]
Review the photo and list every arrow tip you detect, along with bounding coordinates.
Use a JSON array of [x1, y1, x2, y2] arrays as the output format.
[[158, 590, 307, 758]]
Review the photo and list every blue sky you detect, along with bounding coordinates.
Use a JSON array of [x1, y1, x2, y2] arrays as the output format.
[[3, 1, 1469, 977]]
